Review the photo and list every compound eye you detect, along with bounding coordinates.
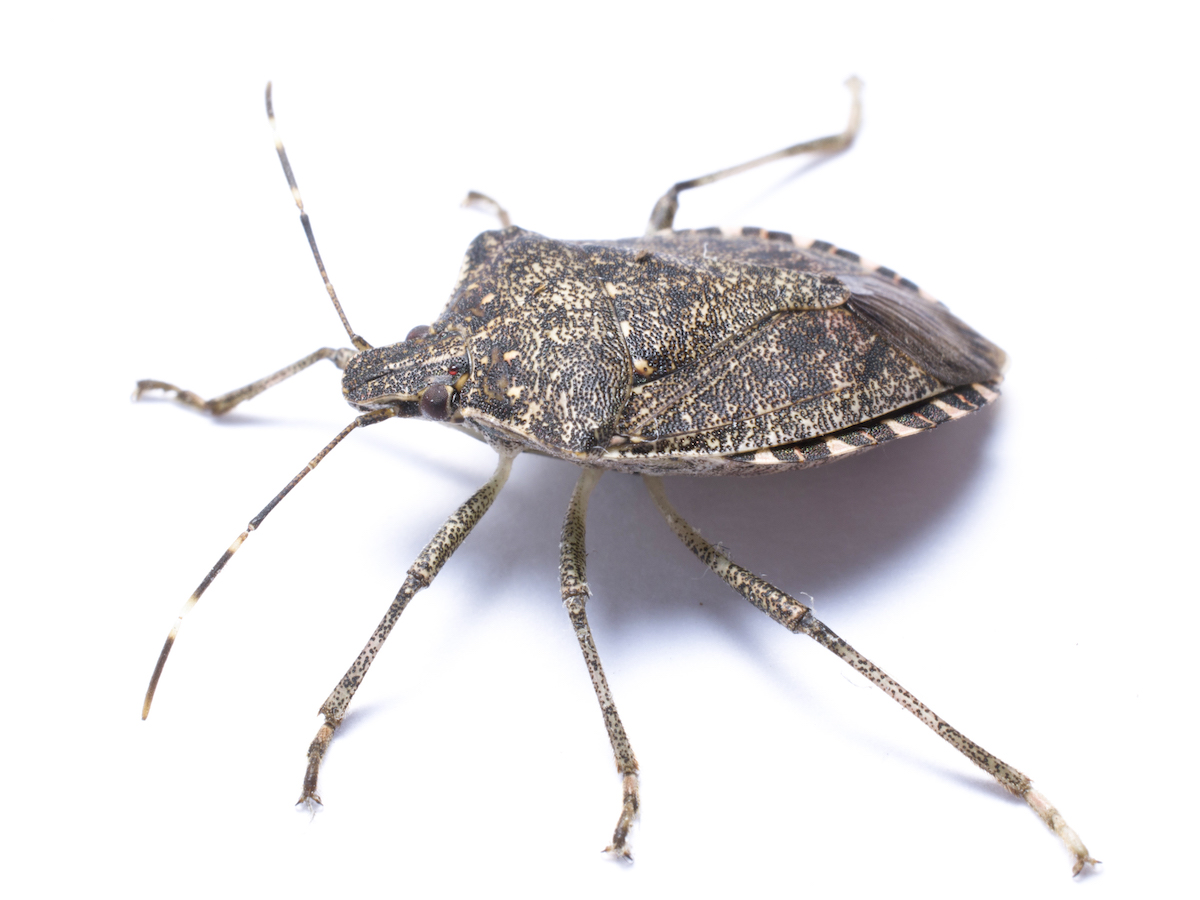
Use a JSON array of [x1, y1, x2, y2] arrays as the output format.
[[406, 324, 432, 341], [419, 383, 452, 421]]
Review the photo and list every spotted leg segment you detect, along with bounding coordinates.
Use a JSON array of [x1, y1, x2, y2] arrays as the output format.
[[642, 475, 1097, 876], [561, 468, 640, 860], [298, 451, 517, 805], [135, 347, 357, 416]]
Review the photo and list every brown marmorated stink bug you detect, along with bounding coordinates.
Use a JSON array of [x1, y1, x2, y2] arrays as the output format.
[[139, 80, 1096, 874]]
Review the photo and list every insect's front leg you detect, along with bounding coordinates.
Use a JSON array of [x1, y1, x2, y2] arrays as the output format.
[[299, 451, 517, 805], [560, 468, 640, 860], [642, 475, 1097, 876], [135, 346, 357, 416]]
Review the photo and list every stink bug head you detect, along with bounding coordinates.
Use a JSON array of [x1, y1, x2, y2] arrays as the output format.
[[342, 329, 468, 421]]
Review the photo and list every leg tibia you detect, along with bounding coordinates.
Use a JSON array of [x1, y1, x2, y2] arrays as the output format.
[[560, 468, 641, 860], [296, 451, 516, 805], [642, 474, 1095, 874]]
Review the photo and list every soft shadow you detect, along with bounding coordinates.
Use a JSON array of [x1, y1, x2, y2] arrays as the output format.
[[334, 701, 393, 739], [443, 401, 1001, 641], [714, 155, 846, 233], [133, 392, 335, 430], [384, 401, 1006, 790]]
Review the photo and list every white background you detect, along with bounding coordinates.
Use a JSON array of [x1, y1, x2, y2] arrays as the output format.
[[2, 2, 1194, 897]]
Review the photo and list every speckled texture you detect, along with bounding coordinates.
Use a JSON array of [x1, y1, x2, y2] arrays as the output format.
[[343, 226, 1005, 473], [559, 468, 639, 858], [298, 452, 517, 805]]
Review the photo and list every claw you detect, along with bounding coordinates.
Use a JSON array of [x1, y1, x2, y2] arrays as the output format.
[[1024, 788, 1097, 876], [603, 841, 633, 863]]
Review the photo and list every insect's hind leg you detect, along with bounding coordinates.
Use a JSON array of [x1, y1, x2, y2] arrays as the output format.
[[298, 451, 517, 806], [642, 475, 1097, 875], [561, 468, 640, 860], [134, 346, 356, 416], [645, 76, 862, 235]]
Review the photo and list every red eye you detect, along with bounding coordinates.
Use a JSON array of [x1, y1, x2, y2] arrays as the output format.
[[447, 368, 459, 377]]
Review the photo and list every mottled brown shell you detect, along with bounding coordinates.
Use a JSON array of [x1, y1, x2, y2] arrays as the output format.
[[345, 224, 1004, 474]]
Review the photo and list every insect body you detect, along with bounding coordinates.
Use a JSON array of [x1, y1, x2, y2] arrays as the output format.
[[351, 224, 1006, 473], [139, 80, 1095, 874]]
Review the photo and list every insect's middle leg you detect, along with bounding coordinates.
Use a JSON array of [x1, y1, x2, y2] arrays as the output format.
[[560, 468, 640, 860], [298, 451, 517, 806], [642, 475, 1096, 875]]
